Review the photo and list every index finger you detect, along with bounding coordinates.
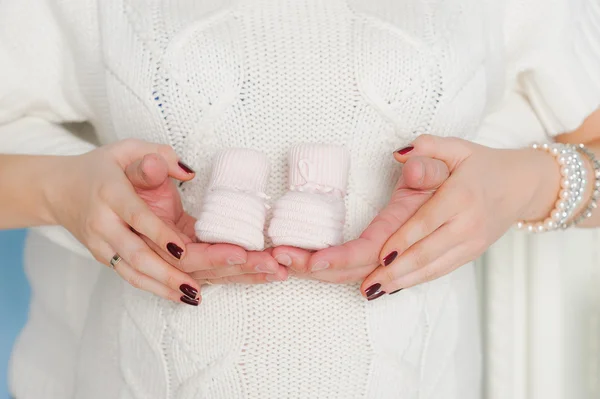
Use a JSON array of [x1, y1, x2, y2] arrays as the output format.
[[307, 186, 437, 272], [106, 180, 188, 262]]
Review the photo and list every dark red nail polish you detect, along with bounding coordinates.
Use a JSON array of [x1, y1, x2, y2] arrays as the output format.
[[178, 161, 195, 174], [389, 288, 403, 295], [181, 295, 199, 306], [367, 291, 386, 301], [383, 251, 398, 266], [180, 284, 197, 299], [396, 146, 414, 155], [365, 283, 382, 298], [167, 243, 184, 259]]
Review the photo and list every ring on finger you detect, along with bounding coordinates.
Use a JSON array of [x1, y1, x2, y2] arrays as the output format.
[[109, 253, 122, 270]]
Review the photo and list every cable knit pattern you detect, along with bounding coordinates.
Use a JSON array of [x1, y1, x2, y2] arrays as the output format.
[[1, 0, 598, 398]]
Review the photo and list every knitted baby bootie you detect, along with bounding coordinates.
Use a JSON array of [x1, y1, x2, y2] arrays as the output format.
[[195, 148, 270, 251], [268, 144, 350, 250]]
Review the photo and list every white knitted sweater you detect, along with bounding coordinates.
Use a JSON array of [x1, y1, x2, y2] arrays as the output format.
[[1, 0, 599, 398]]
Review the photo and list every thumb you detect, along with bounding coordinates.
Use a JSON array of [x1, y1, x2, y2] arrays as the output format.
[[398, 156, 449, 191], [125, 153, 170, 190], [393, 134, 473, 171]]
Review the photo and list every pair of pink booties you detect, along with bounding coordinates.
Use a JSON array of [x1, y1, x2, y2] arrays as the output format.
[[194, 144, 350, 251]]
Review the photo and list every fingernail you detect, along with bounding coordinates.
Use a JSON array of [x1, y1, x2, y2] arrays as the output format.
[[180, 284, 198, 299], [365, 283, 386, 301], [274, 254, 292, 267], [167, 243, 184, 259], [311, 260, 330, 272], [181, 295, 199, 306], [389, 288, 403, 295], [368, 291, 386, 301], [364, 283, 382, 298], [255, 263, 275, 274], [178, 161, 195, 174], [383, 251, 398, 266], [395, 146, 414, 155], [227, 256, 246, 265]]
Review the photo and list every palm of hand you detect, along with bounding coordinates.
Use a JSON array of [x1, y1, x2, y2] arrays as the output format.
[[134, 177, 197, 243], [280, 177, 439, 284]]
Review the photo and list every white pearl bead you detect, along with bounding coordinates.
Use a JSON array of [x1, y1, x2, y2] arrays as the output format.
[[560, 190, 571, 199], [558, 156, 567, 165], [556, 200, 566, 210], [552, 209, 563, 221], [516, 221, 524, 229], [536, 223, 545, 233], [544, 219, 556, 230], [551, 147, 560, 155], [532, 143, 539, 150], [527, 225, 535, 233], [542, 143, 549, 150], [561, 178, 571, 188]]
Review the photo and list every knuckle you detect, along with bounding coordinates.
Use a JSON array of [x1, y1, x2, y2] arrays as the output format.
[[178, 260, 194, 273], [167, 291, 181, 303], [203, 267, 219, 279], [127, 274, 145, 290], [157, 144, 176, 158], [382, 268, 396, 284], [164, 272, 178, 288], [97, 183, 114, 202], [86, 216, 105, 236], [412, 250, 430, 269], [127, 250, 146, 269], [422, 267, 438, 283], [414, 134, 435, 149]]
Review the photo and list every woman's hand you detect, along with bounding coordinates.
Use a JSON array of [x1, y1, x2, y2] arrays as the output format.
[[360, 134, 562, 299], [271, 155, 450, 284], [40, 139, 208, 304], [125, 152, 287, 286]]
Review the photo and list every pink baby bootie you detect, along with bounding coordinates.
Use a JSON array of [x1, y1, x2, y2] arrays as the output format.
[[268, 143, 350, 250], [195, 148, 270, 251]]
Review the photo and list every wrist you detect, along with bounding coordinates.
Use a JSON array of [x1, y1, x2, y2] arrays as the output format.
[[515, 147, 562, 222], [38, 155, 81, 226]]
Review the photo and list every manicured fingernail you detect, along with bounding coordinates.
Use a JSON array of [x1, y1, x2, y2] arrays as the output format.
[[389, 288, 403, 295], [167, 243, 184, 259], [275, 254, 292, 267], [364, 283, 382, 298], [311, 260, 330, 272], [180, 284, 198, 299], [255, 263, 275, 274], [383, 251, 398, 266], [395, 146, 414, 155], [227, 256, 246, 265], [181, 295, 199, 306], [178, 161, 195, 174], [368, 291, 386, 301]]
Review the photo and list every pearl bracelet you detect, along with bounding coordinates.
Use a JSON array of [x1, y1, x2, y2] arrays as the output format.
[[516, 143, 587, 233], [562, 144, 600, 228]]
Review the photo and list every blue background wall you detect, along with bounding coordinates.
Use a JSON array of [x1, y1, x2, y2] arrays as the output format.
[[0, 230, 29, 399]]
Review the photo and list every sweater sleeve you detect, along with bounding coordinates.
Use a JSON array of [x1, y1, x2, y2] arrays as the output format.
[[0, 1, 97, 258], [506, 0, 600, 136], [0, 1, 97, 155]]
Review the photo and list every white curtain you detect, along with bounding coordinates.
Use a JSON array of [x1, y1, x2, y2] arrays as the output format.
[[481, 229, 600, 399]]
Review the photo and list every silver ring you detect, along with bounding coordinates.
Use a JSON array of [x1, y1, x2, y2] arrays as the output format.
[[109, 254, 122, 269]]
